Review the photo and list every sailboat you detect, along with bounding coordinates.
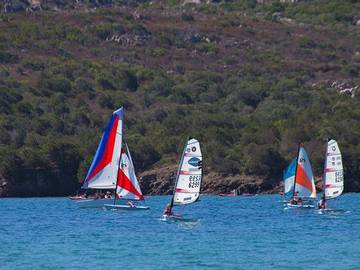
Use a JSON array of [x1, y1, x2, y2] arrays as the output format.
[[286, 143, 317, 208], [104, 143, 149, 210], [219, 189, 239, 197], [76, 107, 148, 209], [318, 139, 344, 210], [162, 137, 202, 220]]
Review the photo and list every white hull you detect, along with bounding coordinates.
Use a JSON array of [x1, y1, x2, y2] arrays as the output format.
[[103, 204, 150, 210], [286, 203, 315, 209], [76, 198, 114, 208]]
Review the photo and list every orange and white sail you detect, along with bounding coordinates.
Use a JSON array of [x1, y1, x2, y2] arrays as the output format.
[[323, 139, 344, 200], [293, 144, 316, 199], [116, 143, 144, 201]]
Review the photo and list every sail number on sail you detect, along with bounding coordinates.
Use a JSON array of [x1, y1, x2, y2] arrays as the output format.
[[335, 171, 343, 183], [189, 175, 201, 188]]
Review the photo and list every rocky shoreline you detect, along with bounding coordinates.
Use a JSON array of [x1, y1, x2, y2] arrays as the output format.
[[0, 164, 344, 197], [139, 165, 283, 196]]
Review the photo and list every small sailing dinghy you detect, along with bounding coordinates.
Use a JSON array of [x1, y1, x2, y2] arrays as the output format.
[[219, 189, 238, 197], [76, 107, 148, 209], [76, 108, 124, 208], [104, 143, 149, 210], [162, 137, 202, 220], [286, 143, 317, 208], [318, 139, 344, 210]]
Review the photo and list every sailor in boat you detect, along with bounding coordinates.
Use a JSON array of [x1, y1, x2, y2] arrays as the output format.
[[289, 191, 303, 205], [289, 197, 297, 205], [127, 201, 137, 208], [95, 191, 105, 199], [297, 197, 303, 205], [104, 191, 112, 199], [318, 194, 326, 209], [163, 203, 173, 216]]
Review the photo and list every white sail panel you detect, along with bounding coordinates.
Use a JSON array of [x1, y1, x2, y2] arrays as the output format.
[[116, 145, 144, 200], [173, 138, 202, 205], [83, 108, 123, 189], [324, 139, 344, 200]]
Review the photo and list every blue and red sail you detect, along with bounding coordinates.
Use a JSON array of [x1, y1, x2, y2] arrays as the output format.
[[82, 108, 124, 189]]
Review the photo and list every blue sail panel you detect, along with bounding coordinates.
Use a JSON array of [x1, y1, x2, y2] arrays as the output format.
[[283, 158, 296, 199]]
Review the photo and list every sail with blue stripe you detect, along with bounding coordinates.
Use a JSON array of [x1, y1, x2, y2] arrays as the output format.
[[283, 158, 296, 199], [82, 108, 124, 189]]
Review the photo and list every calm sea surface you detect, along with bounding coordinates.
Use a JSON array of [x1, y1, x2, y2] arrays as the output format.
[[0, 194, 359, 269]]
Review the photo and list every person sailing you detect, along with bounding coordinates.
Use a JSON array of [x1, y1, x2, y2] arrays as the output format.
[[127, 201, 137, 208], [289, 191, 300, 205], [163, 203, 173, 216], [318, 194, 326, 209], [297, 197, 303, 205], [104, 191, 112, 199], [163, 203, 182, 218]]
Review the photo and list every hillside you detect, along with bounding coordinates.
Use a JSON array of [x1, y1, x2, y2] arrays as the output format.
[[0, 0, 360, 196]]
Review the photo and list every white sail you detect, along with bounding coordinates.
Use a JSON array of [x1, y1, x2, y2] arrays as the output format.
[[116, 143, 144, 200], [82, 108, 123, 189], [173, 138, 202, 205], [324, 139, 344, 200]]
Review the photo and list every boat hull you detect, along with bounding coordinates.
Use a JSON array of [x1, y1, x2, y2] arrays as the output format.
[[286, 203, 315, 209], [103, 204, 150, 210]]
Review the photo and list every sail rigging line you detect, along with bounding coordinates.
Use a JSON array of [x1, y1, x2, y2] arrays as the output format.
[[322, 138, 330, 207]]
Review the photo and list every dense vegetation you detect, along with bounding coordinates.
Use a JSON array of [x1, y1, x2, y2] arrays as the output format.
[[0, 0, 360, 196]]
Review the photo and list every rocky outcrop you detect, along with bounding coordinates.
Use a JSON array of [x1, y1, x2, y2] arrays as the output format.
[[139, 165, 178, 195], [139, 165, 283, 196], [312, 80, 360, 98]]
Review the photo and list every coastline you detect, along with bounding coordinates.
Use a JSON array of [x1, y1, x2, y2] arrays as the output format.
[[0, 164, 346, 197]]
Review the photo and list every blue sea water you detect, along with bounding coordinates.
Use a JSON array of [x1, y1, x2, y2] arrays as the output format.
[[0, 194, 359, 270]]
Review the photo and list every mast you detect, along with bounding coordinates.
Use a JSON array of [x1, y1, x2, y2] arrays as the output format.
[[322, 138, 329, 205], [113, 108, 124, 206], [292, 142, 302, 198], [112, 147, 123, 206], [170, 136, 190, 208]]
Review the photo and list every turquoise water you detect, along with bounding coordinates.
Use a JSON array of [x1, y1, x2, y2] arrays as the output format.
[[1, 194, 359, 269]]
